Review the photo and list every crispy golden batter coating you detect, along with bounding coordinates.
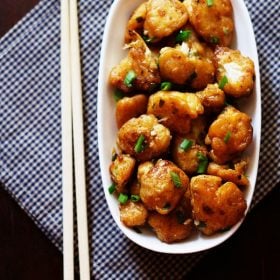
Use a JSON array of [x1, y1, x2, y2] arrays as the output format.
[[116, 94, 148, 129], [120, 201, 148, 227], [205, 106, 253, 164], [158, 27, 215, 89], [117, 114, 171, 161], [190, 175, 247, 235], [159, 47, 195, 84], [109, 32, 160, 93], [207, 160, 249, 187], [109, 154, 136, 193], [148, 197, 193, 243], [148, 212, 192, 243], [215, 46, 255, 97], [137, 161, 154, 182], [190, 58, 216, 90], [147, 91, 204, 134], [139, 159, 189, 214], [185, 0, 234, 46], [196, 83, 225, 113], [172, 135, 208, 175], [144, 0, 188, 42], [125, 2, 147, 43]]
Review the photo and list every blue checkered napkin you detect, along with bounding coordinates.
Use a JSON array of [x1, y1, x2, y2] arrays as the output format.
[[0, 0, 279, 279], [0, 0, 62, 248], [246, 0, 280, 207]]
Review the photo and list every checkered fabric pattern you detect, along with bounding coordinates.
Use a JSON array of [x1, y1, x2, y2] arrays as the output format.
[[0, 0, 279, 279]]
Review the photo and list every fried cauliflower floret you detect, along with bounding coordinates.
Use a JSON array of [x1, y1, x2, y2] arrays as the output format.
[[147, 91, 204, 134], [117, 114, 171, 161], [120, 201, 148, 227], [215, 46, 255, 97], [109, 32, 160, 93], [185, 0, 234, 47], [148, 197, 193, 243], [159, 47, 195, 85], [207, 160, 249, 187], [139, 159, 189, 214], [144, 0, 188, 42], [172, 135, 208, 175], [137, 161, 154, 181], [189, 58, 216, 90], [158, 27, 215, 89], [125, 2, 147, 43], [196, 83, 225, 113], [109, 154, 136, 193], [178, 25, 213, 58], [148, 213, 192, 243], [205, 106, 253, 164], [190, 175, 247, 235], [178, 28, 216, 89], [116, 94, 148, 129]]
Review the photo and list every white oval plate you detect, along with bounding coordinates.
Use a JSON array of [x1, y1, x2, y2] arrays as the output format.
[[98, 0, 261, 254]]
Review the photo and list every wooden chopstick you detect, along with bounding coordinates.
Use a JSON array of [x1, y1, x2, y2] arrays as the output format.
[[61, 0, 74, 279], [61, 0, 90, 279], [69, 0, 91, 279]]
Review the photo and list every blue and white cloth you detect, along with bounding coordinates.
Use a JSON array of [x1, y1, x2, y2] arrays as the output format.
[[0, 0, 279, 278]]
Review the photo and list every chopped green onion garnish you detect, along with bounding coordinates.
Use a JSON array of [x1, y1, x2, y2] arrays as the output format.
[[131, 194, 140, 202], [118, 193, 128, 204], [113, 89, 124, 102], [124, 70, 136, 87], [206, 0, 214, 6], [170, 171, 182, 188], [175, 30, 191, 43], [197, 160, 208, 174], [224, 131, 231, 143], [197, 152, 208, 174], [160, 81, 172, 91], [134, 135, 145, 153], [179, 138, 193, 151], [219, 75, 228, 89], [210, 36, 219, 44], [197, 151, 207, 161], [108, 183, 116, 194]]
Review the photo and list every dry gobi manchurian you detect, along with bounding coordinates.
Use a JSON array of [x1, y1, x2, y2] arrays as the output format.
[[107, 0, 255, 243]]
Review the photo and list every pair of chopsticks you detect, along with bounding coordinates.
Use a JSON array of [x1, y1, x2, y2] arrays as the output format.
[[61, 0, 90, 279]]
